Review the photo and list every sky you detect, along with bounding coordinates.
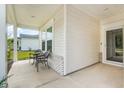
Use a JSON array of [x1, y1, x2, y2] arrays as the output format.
[[7, 25, 39, 38], [7, 25, 52, 40]]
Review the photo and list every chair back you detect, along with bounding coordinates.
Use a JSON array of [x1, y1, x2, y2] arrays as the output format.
[[35, 49, 42, 54], [44, 51, 50, 58]]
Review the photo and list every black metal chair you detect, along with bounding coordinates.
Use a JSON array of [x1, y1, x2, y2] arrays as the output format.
[[35, 50, 50, 72], [29, 49, 43, 65]]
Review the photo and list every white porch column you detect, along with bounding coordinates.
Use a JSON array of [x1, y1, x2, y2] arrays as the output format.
[[39, 29, 42, 50], [0, 5, 7, 79], [13, 25, 17, 62], [45, 28, 47, 51]]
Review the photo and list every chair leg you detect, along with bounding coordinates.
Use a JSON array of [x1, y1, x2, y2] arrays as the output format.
[[44, 61, 46, 67], [29, 58, 30, 64], [31, 59, 34, 65], [36, 63, 39, 72], [35, 61, 37, 67], [46, 61, 49, 69]]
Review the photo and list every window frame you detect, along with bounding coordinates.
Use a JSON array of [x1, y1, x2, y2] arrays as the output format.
[[41, 19, 54, 52], [46, 26, 53, 52]]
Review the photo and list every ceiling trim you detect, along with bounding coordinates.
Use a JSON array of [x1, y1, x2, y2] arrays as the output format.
[[39, 5, 63, 29]]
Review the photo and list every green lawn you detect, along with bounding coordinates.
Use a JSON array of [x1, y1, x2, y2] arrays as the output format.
[[8, 51, 35, 61], [18, 51, 34, 60], [7, 39, 35, 61]]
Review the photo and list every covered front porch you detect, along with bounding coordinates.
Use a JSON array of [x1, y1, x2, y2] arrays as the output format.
[[0, 4, 124, 88], [8, 60, 123, 88], [6, 4, 65, 76]]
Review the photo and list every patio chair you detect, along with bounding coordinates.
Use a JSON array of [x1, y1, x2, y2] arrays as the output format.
[[35, 49, 42, 54], [29, 49, 43, 65], [35, 50, 50, 72]]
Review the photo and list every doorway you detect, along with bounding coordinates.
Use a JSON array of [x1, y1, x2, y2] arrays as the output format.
[[106, 28, 123, 63]]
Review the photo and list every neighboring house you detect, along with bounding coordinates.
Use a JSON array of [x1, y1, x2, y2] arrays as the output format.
[[18, 34, 39, 51]]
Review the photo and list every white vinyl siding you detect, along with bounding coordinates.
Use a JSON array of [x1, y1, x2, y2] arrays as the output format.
[[53, 7, 65, 57], [40, 7, 65, 75], [65, 5, 100, 74]]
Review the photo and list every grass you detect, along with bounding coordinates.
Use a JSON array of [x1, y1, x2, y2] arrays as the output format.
[[18, 51, 34, 60], [8, 50, 35, 61], [7, 39, 35, 61]]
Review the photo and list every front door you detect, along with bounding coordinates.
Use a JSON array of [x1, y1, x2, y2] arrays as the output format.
[[106, 28, 123, 63]]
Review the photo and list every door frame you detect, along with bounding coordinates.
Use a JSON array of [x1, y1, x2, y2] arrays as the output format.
[[102, 25, 124, 67]]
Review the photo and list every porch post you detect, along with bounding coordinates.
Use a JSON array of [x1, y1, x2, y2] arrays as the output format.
[[39, 29, 42, 50], [13, 25, 17, 62], [0, 4, 7, 79], [45, 28, 47, 51]]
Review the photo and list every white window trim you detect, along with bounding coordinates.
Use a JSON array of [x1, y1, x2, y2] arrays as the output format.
[[41, 19, 54, 52], [102, 25, 124, 67]]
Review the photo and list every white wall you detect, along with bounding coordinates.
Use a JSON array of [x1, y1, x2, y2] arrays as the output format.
[[41, 6, 65, 57], [21, 38, 39, 50], [40, 6, 65, 75], [41, 5, 100, 75], [65, 5, 100, 74], [101, 13, 124, 67], [51, 6, 65, 75], [0, 5, 7, 80], [53, 6, 65, 57]]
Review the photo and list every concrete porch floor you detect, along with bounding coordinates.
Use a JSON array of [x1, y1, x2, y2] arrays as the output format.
[[8, 60, 124, 88]]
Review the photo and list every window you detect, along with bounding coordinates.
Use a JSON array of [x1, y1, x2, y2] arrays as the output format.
[[41, 26, 53, 52], [47, 27, 53, 51], [42, 31, 46, 51]]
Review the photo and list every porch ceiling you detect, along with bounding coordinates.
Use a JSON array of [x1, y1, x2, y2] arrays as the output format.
[[7, 4, 62, 29], [7, 4, 124, 29], [73, 4, 124, 19]]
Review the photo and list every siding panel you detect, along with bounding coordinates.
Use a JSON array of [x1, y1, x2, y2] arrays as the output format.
[[53, 7, 65, 56], [46, 7, 65, 75], [66, 5, 100, 74]]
